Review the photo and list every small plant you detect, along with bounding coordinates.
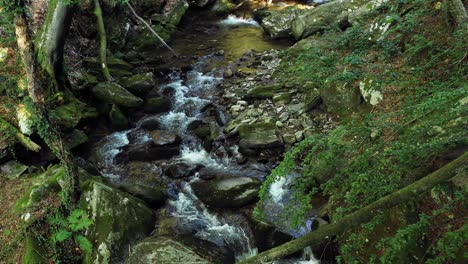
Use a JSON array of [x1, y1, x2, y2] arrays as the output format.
[[48, 209, 93, 255]]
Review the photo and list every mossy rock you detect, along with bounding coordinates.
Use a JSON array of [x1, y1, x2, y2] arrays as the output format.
[[0, 160, 28, 180], [80, 180, 155, 264], [320, 82, 362, 115], [64, 129, 89, 149], [49, 99, 97, 129], [126, 236, 235, 264], [117, 72, 155, 95], [84, 56, 133, 72], [14, 165, 66, 214], [92, 82, 143, 108], [119, 182, 166, 207], [272, 92, 292, 105], [109, 104, 129, 130], [191, 177, 261, 208], [144, 97, 171, 114], [238, 122, 282, 149], [248, 216, 293, 252], [22, 235, 47, 264], [247, 84, 284, 99], [210, 0, 236, 15]]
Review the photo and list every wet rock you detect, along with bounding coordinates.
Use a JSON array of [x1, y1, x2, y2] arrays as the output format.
[[165, 162, 198, 179], [80, 181, 155, 264], [191, 177, 261, 208], [151, 130, 181, 146], [118, 182, 166, 207], [92, 82, 143, 107], [124, 161, 164, 185], [0, 160, 28, 180], [125, 143, 180, 162], [144, 96, 172, 114], [127, 129, 151, 145], [109, 104, 129, 130], [126, 236, 235, 264], [139, 116, 162, 130], [238, 122, 282, 149], [64, 129, 89, 149], [248, 217, 293, 252], [117, 72, 155, 95]]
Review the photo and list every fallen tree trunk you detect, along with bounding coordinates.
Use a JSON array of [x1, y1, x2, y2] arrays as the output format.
[[291, 0, 376, 40], [238, 151, 468, 264]]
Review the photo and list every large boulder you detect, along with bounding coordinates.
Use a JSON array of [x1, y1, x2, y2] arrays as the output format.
[[191, 177, 261, 208], [118, 182, 166, 207], [122, 142, 180, 161], [256, 7, 307, 39], [320, 83, 362, 115], [80, 181, 155, 264], [117, 72, 156, 95], [126, 236, 235, 264], [92, 82, 143, 107], [238, 122, 282, 149], [210, 0, 236, 15], [49, 98, 97, 129]]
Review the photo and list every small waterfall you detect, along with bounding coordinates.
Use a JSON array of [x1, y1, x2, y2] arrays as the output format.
[[169, 183, 257, 261], [219, 15, 261, 27]]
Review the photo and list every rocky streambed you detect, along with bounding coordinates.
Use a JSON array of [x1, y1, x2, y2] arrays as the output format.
[[77, 6, 329, 264]]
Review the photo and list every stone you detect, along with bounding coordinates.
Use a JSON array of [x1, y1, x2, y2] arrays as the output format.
[[139, 116, 162, 130], [119, 182, 166, 207], [256, 7, 307, 39], [117, 72, 155, 95], [320, 83, 362, 115], [124, 143, 180, 162], [210, 0, 236, 15], [295, 131, 304, 142], [282, 133, 296, 144], [304, 88, 322, 111], [64, 129, 89, 149], [272, 93, 292, 105], [238, 122, 282, 149], [165, 162, 197, 179], [275, 121, 284, 128], [223, 68, 234, 78], [83, 56, 133, 78], [248, 217, 293, 252], [144, 97, 172, 114], [0, 160, 28, 180], [49, 99, 98, 129], [288, 103, 307, 115], [191, 177, 261, 208], [150, 130, 181, 146], [126, 236, 234, 264], [109, 104, 129, 130], [92, 82, 143, 107], [80, 181, 155, 264]]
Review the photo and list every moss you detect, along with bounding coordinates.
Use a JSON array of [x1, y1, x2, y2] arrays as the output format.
[[49, 98, 97, 129], [247, 84, 284, 99], [22, 235, 47, 264]]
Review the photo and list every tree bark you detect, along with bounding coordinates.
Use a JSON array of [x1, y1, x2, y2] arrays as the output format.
[[35, 0, 74, 90], [238, 152, 468, 264], [447, 0, 468, 29], [14, 0, 80, 204], [94, 0, 112, 81]]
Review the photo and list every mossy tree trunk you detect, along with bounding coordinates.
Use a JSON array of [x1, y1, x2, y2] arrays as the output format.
[[239, 152, 467, 264], [14, 0, 80, 204], [94, 0, 112, 81], [447, 0, 468, 30]]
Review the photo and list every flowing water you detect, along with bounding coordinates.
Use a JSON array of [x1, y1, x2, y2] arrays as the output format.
[[92, 14, 319, 263]]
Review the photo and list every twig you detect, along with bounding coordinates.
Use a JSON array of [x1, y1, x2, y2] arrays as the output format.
[[126, 1, 178, 57]]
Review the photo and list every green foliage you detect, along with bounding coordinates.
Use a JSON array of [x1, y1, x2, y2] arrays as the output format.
[[48, 209, 94, 259]]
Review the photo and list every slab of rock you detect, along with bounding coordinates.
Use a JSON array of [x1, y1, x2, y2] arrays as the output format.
[[125, 143, 180, 161], [80, 181, 155, 264], [126, 236, 234, 264], [119, 182, 166, 207], [92, 82, 143, 107], [256, 7, 307, 39], [138, 116, 161, 130], [192, 177, 261, 208], [238, 122, 282, 149], [144, 97, 172, 114], [117, 72, 155, 95], [0, 160, 28, 179]]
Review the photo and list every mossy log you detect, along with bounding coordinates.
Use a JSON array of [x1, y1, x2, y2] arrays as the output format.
[[238, 152, 468, 264]]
